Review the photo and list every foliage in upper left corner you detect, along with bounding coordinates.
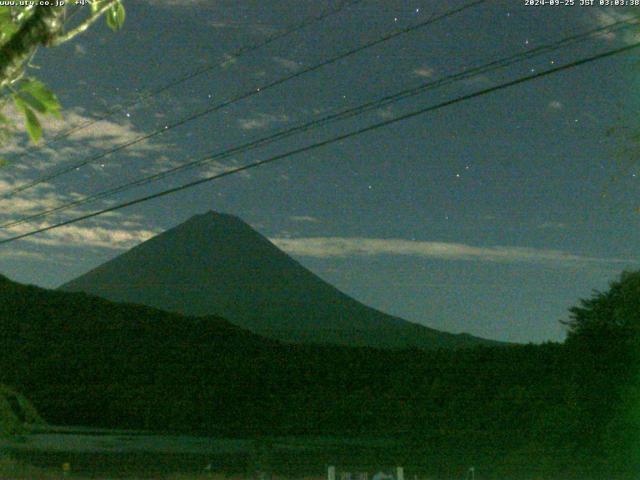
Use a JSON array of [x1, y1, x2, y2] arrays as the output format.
[[10, 78, 62, 144]]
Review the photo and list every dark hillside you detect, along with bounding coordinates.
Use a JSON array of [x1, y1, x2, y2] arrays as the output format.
[[1, 272, 635, 478], [3, 273, 561, 439]]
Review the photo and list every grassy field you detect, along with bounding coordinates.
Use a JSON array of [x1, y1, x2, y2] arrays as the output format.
[[0, 430, 412, 479], [0, 455, 330, 480], [0, 455, 239, 479]]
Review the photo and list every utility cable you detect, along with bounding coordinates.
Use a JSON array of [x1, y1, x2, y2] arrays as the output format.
[[9, 0, 365, 163], [2, 17, 636, 229], [1, 0, 488, 198], [1, 39, 637, 245]]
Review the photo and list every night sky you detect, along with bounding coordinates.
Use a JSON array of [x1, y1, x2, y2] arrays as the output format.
[[0, 0, 638, 343]]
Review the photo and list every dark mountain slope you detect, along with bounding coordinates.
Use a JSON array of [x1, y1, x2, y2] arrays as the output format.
[[0, 273, 605, 477], [0, 273, 275, 429], [60, 211, 497, 349]]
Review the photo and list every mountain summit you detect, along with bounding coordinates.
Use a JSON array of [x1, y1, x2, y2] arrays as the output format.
[[60, 212, 496, 349]]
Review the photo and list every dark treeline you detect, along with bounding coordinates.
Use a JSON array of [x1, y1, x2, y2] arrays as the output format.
[[0, 272, 637, 479]]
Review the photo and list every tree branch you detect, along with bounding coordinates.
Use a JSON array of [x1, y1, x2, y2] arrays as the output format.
[[0, 7, 65, 89], [49, 0, 119, 47]]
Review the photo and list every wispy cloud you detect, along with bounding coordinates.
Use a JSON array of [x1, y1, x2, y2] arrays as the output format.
[[413, 66, 435, 78], [238, 113, 289, 131], [220, 53, 237, 69], [0, 248, 46, 261], [377, 106, 395, 120], [0, 247, 80, 266], [538, 221, 568, 230], [0, 106, 171, 225], [74, 43, 87, 56], [1, 107, 166, 174], [548, 100, 563, 111], [0, 179, 64, 217], [195, 158, 252, 180], [57, 112, 164, 157], [0, 97, 180, 254], [0, 135, 160, 253], [289, 215, 321, 223], [273, 56, 303, 72], [462, 74, 492, 87], [0, 219, 158, 250], [269, 236, 635, 268], [590, 10, 640, 44]]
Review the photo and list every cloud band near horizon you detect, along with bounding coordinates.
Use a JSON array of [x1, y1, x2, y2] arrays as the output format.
[[269, 236, 636, 268]]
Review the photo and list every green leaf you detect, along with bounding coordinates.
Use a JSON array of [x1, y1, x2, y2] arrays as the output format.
[[20, 79, 60, 109], [108, 2, 125, 30], [16, 93, 47, 113], [0, 7, 36, 47], [13, 96, 42, 143], [105, 9, 117, 31], [115, 2, 126, 29], [0, 9, 11, 23], [106, 2, 126, 31], [23, 107, 42, 143], [12, 94, 26, 113], [18, 79, 62, 119], [0, 19, 18, 47]]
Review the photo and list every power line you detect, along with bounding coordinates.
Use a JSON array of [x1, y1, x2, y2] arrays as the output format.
[[1, 39, 638, 246], [1, 0, 488, 198], [2, 18, 636, 229], [4, 0, 481, 195], [9, 0, 366, 164]]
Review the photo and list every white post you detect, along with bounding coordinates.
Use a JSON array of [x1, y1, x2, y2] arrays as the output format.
[[396, 467, 404, 480], [328, 465, 336, 480]]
